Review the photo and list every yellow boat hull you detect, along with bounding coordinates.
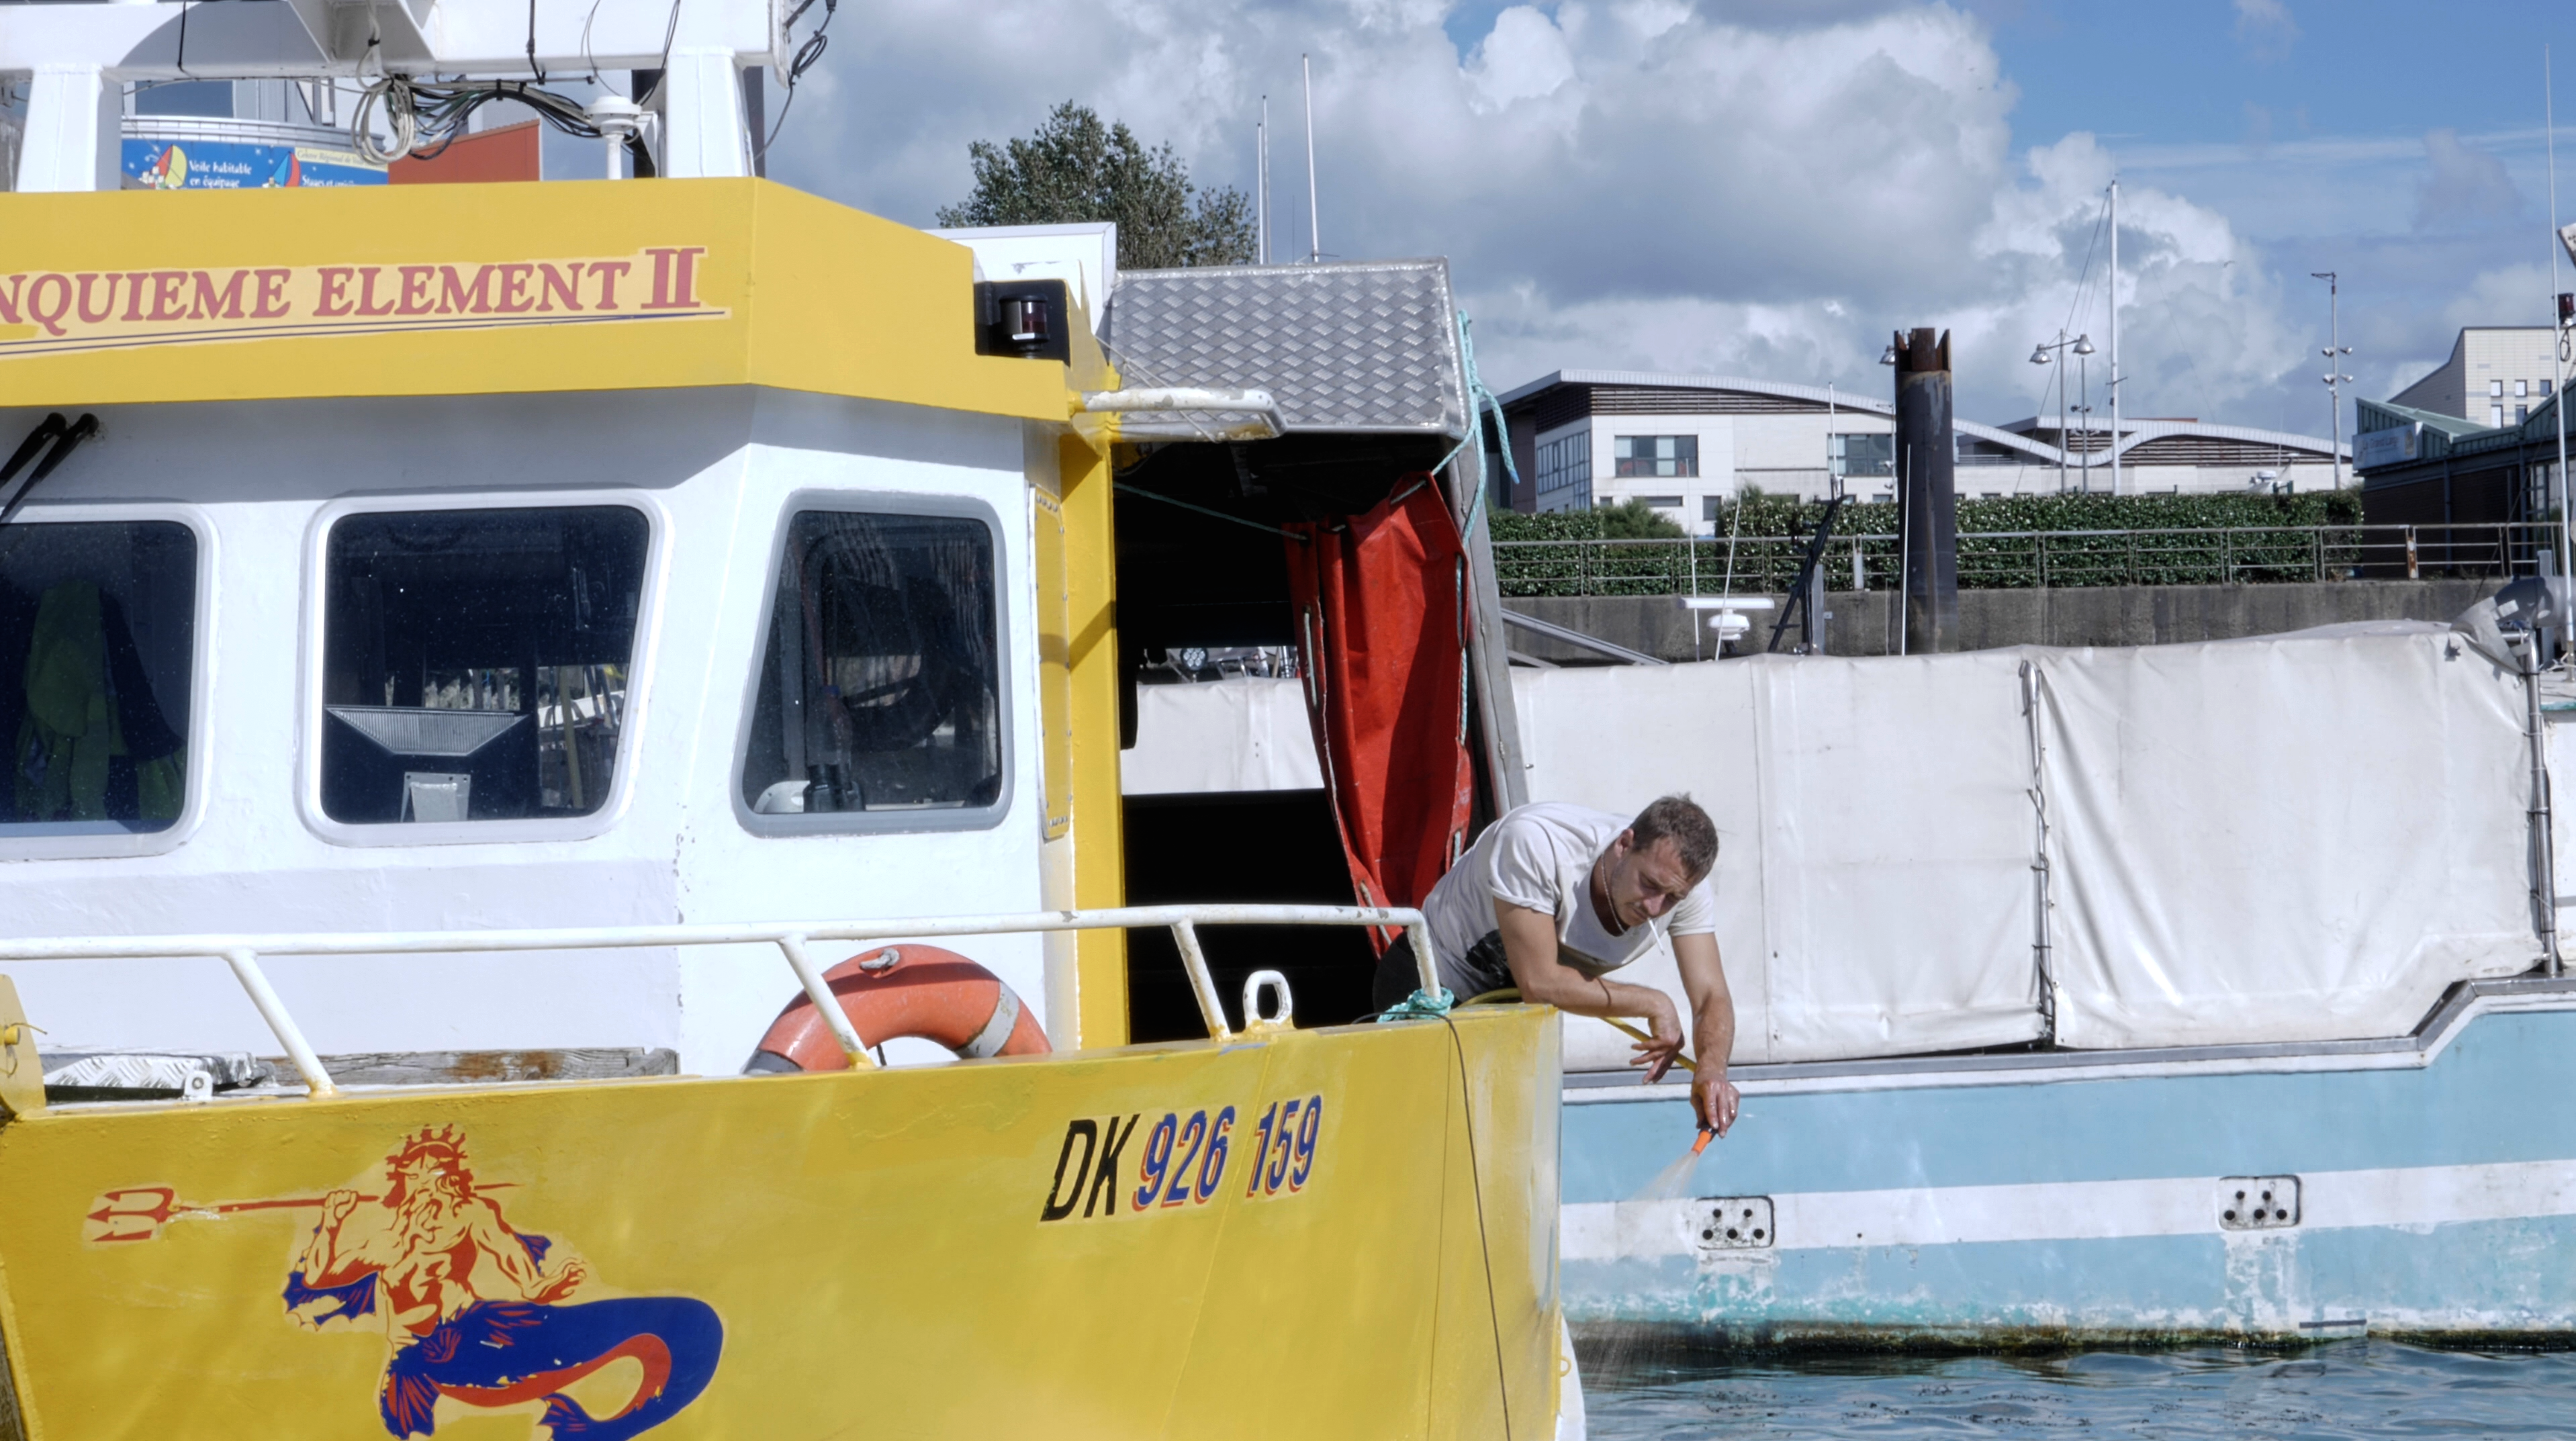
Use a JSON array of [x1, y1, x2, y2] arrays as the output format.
[[0, 1007, 1560, 1440]]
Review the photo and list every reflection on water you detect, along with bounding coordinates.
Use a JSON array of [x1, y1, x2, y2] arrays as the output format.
[[1587, 1340, 2576, 1438]]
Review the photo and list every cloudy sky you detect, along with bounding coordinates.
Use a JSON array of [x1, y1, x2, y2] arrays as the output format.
[[766, 0, 2576, 438]]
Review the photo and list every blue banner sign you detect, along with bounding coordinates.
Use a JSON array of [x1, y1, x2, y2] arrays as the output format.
[[123, 138, 385, 191]]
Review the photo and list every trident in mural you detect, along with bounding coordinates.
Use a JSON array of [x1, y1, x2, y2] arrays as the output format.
[[89, 1127, 722, 1440]]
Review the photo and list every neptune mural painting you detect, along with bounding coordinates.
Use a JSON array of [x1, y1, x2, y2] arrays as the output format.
[[281, 1127, 721, 1439]]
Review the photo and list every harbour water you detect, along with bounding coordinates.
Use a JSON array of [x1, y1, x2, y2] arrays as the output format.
[[1585, 1341, 2576, 1438]]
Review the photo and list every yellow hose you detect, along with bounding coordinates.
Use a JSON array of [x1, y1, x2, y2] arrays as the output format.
[[1603, 1017, 1696, 1074], [1467, 989, 1698, 1074]]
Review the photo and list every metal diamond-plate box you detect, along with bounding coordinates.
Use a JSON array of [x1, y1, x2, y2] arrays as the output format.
[[42, 1051, 268, 1094], [1101, 260, 1466, 439]]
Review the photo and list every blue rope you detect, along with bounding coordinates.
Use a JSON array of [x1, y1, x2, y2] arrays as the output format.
[[1373, 985, 1457, 1023], [1434, 312, 1522, 540]]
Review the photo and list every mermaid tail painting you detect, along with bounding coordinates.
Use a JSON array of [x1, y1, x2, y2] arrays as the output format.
[[281, 1127, 723, 1439], [375, 1297, 722, 1440]]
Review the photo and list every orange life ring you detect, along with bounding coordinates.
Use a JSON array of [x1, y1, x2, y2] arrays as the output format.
[[743, 944, 1051, 1072]]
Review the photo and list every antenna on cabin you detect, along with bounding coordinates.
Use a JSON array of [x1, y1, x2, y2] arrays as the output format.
[[1303, 54, 1322, 264], [1258, 96, 1271, 266]]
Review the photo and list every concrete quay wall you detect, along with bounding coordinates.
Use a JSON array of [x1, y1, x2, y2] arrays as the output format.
[[1504, 578, 2505, 664]]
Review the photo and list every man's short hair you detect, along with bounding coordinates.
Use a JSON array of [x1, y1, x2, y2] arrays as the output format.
[[1630, 794, 1718, 879]]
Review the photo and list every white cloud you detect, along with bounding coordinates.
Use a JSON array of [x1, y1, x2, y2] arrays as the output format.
[[2232, 0, 2297, 60], [2416, 129, 2524, 232], [2442, 263, 2554, 334], [764, 0, 2330, 434], [1464, 7, 1577, 114]]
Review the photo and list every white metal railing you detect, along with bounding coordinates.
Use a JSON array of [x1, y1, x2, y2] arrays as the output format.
[[1, 905, 1436, 1099]]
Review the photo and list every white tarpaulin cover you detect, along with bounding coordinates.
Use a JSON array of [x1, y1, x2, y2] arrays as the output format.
[[1122, 679, 1324, 794], [2039, 626, 2536, 1048], [1514, 624, 2540, 1070], [1514, 655, 2044, 1068]]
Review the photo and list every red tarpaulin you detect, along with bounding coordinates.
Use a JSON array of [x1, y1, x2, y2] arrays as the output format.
[[1284, 479, 1475, 951]]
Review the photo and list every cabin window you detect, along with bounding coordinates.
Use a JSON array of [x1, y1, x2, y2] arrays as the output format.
[[319, 505, 649, 825], [1, 520, 196, 837], [739, 506, 1004, 829]]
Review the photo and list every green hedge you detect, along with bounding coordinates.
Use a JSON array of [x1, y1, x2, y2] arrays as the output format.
[[1488, 491, 2379, 595], [1489, 490, 2362, 543]]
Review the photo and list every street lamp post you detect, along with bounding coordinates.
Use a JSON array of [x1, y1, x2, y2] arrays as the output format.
[[2311, 271, 2353, 490], [2074, 334, 2095, 482], [2029, 333, 2095, 492]]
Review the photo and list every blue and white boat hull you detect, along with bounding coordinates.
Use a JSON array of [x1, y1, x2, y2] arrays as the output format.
[[1561, 982, 2576, 1344]]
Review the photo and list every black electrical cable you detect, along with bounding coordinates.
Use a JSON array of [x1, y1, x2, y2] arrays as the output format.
[[525, 0, 545, 84], [1436, 1009, 1518, 1441], [1358, 996, 1520, 1440], [385, 79, 610, 162], [637, 0, 686, 109], [764, 0, 835, 152]]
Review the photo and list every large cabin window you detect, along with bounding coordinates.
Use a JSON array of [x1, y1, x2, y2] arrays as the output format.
[[739, 505, 1005, 831], [320, 505, 649, 827], [1, 520, 196, 839]]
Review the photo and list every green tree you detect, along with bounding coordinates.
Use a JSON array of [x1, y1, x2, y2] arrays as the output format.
[[934, 101, 1255, 270], [1592, 498, 1687, 539]]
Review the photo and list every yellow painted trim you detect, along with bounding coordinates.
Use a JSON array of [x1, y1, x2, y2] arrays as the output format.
[[0, 181, 1064, 421], [1061, 431, 1128, 1049], [0, 977, 40, 1121]]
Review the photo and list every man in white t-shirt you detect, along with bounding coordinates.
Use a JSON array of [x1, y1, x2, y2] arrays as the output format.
[[1374, 795, 1740, 1135]]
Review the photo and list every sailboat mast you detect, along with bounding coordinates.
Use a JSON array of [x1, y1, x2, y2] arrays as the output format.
[[2109, 179, 2121, 498], [1303, 54, 1321, 263]]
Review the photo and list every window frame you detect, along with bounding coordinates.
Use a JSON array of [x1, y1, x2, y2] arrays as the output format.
[[1612, 434, 1700, 479], [1535, 429, 1592, 496], [0, 502, 217, 862], [731, 490, 1015, 839], [297, 489, 668, 849], [1831, 431, 1895, 479]]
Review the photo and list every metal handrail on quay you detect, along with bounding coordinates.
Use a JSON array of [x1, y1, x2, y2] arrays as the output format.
[[1, 905, 1438, 1100], [1495, 521, 2565, 596]]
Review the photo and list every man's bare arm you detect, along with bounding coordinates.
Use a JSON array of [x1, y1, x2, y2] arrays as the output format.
[[1671, 931, 1740, 1135], [1493, 900, 1688, 1078]]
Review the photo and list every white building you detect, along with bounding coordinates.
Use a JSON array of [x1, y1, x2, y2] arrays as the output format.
[[2391, 328, 2559, 428], [1498, 371, 2347, 530], [1993, 416, 2344, 496]]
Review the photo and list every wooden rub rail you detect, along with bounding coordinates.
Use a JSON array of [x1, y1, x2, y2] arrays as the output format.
[[1, 906, 1437, 1099]]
